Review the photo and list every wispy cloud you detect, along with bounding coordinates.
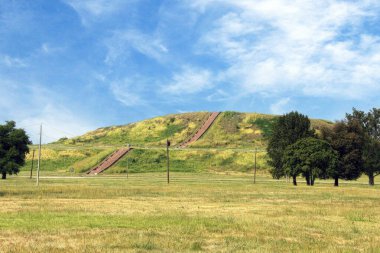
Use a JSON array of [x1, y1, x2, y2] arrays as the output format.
[[270, 97, 291, 115], [206, 89, 231, 102], [105, 29, 168, 64], [0, 55, 27, 68], [110, 78, 146, 107], [162, 66, 213, 95], [19, 104, 94, 144], [190, 0, 380, 100], [0, 78, 95, 143], [64, 0, 135, 25], [40, 43, 64, 55]]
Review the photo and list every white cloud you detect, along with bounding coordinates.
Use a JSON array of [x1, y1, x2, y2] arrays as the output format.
[[0, 79, 94, 144], [18, 104, 94, 144], [190, 0, 380, 100], [110, 78, 146, 107], [270, 98, 291, 115], [105, 30, 168, 64], [40, 43, 64, 54], [206, 89, 231, 102], [162, 66, 213, 95], [0, 55, 27, 68], [64, 0, 134, 25]]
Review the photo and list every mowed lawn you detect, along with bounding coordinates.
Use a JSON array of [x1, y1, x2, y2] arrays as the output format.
[[0, 173, 379, 252]]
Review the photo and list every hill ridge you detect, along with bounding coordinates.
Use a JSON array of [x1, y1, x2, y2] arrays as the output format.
[[57, 111, 333, 149]]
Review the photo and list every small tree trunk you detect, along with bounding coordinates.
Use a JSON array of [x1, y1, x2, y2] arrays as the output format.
[[369, 173, 375, 186], [334, 177, 339, 187], [293, 175, 297, 186], [306, 174, 310, 186], [311, 177, 315, 186], [1, 172, 6, 180]]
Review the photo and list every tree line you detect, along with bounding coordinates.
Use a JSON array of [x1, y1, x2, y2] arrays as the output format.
[[267, 108, 380, 186], [0, 121, 31, 179]]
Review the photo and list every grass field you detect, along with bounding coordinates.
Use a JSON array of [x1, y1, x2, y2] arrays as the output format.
[[1, 173, 379, 252]]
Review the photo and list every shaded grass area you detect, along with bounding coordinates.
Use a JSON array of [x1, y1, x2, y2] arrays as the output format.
[[0, 174, 379, 252], [106, 148, 268, 174], [192, 112, 333, 149], [191, 112, 270, 149]]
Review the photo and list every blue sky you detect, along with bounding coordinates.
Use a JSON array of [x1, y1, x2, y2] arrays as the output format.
[[1, 0, 380, 143]]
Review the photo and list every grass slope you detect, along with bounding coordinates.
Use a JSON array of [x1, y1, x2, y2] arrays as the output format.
[[23, 145, 115, 175], [107, 148, 268, 174], [60, 112, 211, 146], [193, 111, 332, 148], [57, 111, 332, 148]]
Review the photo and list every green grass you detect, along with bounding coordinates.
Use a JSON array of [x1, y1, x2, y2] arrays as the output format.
[[108, 148, 268, 174], [20, 145, 270, 176], [105, 149, 267, 174], [58, 112, 210, 146], [53, 111, 333, 150], [192, 112, 332, 149], [190, 112, 267, 148], [0, 173, 379, 252], [22, 146, 115, 174], [249, 118, 277, 137]]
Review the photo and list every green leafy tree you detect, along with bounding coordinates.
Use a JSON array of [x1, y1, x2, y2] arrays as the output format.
[[267, 111, 315, 179], [0, 121, 31, 179], [346, 108, 380, 185], [363, 139, 380, 185], [321, 120, 364, 186], [282, 137, 338, 186]]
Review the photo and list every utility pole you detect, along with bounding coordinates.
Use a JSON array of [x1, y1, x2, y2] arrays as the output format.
[[126, 144, 130, 179], [166, 139, 170, 184], [30, 149, 35, 179], [36, 124, 42, 186], [253, 148, 257, 184]]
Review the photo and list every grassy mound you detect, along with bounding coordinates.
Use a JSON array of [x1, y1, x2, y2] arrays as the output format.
[[57, 111, 332, 149], [21, 111, 333, 175]]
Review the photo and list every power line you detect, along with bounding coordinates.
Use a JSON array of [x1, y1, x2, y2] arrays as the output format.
[[18, 123, 41, 129], [131, 145, 267, 153], [42, 124, 78, 138]]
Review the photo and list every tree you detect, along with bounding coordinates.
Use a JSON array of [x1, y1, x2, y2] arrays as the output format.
[[267, 111, 315, 179], [346, 108, 380, 185], [282, 138, 338, 186], [0, 121, 31, 179], [321, 120, 364, 186], [363, 139, 380, 185]]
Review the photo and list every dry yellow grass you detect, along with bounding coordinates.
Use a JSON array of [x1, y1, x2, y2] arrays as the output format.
[[0, 173, 379, 252]]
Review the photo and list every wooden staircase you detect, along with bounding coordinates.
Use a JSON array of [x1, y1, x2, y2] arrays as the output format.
[[87, 147, 133, 175], [179, 112, 220, 148]]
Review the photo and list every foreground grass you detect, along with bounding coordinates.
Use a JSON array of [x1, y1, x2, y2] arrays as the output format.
[[1, 173, 379, 252]]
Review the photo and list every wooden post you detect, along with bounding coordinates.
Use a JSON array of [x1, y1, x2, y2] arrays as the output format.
[[36, 124, 42, 186], [30, 149, 35, 179], [253, 148, 257, 184], [126, 144, 130, 179], [167, 139, 170, 184]]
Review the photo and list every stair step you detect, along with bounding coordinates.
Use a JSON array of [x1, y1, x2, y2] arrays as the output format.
[[87, 148, 133, 175], [179, 112, 220, 148]]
